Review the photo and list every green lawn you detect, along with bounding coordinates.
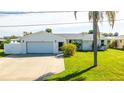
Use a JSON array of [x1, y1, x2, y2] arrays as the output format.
[[48, 49, 124, 81], [0, 49, 8, 58]]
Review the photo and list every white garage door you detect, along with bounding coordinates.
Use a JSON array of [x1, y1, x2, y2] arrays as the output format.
[[27, 41, 53, 53]]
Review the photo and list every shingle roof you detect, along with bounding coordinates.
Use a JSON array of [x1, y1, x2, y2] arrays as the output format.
[[54, 34, 85, 39], [19, 31, 106, 40], [54, 33, 106, 40], [116, 35, 124, 39]]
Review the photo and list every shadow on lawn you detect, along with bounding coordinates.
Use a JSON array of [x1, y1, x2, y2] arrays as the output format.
[[50, 65, 96, 81], [35, 72, 55, 81]]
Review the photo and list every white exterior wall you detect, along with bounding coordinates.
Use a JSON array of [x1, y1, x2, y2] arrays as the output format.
[[82, 39, 107, 51], [21, 32, 65, 54], [97, 40, 101, 46], [21, 43, 26, 54], [4, 43, 26, 54], [53, 41, 59, 54], [82, 40, 93, 51]]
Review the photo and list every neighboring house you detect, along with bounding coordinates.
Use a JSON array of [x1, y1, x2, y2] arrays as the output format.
[[115, 35, 124, 49], [107, 35, 124, 49], [4, 31, 108, 54], [106, 36, 117, 47]]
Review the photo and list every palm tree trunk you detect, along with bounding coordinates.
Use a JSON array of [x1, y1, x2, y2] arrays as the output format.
[[93, 11, 98, 66]]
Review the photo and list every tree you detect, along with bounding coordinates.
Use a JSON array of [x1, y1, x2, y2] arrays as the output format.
[[9, 35, 18, 39], [0, 39, 11, 49], [102, 32, 117, 37], [114, 32, 119, 36], [81, 32, 88, 34], [3, 35, 18, 39], [45, 28, 52, 33], [23, 32, 32, 36], [88, 30, 94, 34], [102, 33, 109, 37], [108, 32, 113, 36], [75, 11, 116, 66]]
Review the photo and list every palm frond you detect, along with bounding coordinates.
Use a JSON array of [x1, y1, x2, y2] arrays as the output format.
[[89, 11, 93, 21], [106, 11, 116, 28], [99, 11, 104, 22], [74, 11, 77, 20]]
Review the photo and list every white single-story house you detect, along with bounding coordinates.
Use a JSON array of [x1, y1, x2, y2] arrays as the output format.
[[116, 35, 124, 49], [107, 35, 124, 49], [4, 31, 108, 54]]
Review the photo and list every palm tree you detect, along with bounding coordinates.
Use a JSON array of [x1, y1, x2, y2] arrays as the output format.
[[75, 11, 116, 66], [45, 28, 52, 33]]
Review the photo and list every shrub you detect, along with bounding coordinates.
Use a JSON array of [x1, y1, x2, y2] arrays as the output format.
[[0, 42, 4, 49], [62, 44, 76, 57], [0, 39, 11, 49]]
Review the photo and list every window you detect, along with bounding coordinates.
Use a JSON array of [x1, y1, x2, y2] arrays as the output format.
[[69, 40, 72, 43], [58, 42, 64, 51], [101, 40, 104, 46], [22, 40, 24, 43], [17, 40, 21, 43]]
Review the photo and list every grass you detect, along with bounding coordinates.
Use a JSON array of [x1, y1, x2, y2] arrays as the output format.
[[0, 49, 8, 58], [48, 49, 124, 81]]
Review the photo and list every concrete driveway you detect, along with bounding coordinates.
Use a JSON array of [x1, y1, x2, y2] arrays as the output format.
[[0, 54, 65, 81]]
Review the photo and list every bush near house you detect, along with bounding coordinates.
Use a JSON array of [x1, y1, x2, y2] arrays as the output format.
[[0, 49, 8, 57], [0, 39, 11, 49], [0, 42, 4, 49], [62, 44, 76, 57]]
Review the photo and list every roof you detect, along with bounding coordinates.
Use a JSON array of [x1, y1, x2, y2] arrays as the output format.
[[54, 34, 85, 39], [19, 31, 106, 40], [55, 33, 106, 40], [20, 31, 65, 41], [106, 35, 124, 40], [116, 35, 124, 39]]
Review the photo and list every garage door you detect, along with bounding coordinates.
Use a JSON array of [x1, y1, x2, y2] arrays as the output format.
[[27, 41, 53, 53]]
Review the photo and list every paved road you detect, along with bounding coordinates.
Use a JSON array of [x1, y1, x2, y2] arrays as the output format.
[[0, 54, 65, 81]]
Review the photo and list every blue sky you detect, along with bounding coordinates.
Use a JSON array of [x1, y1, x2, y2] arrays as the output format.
[[0, 11, 124, 37]]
